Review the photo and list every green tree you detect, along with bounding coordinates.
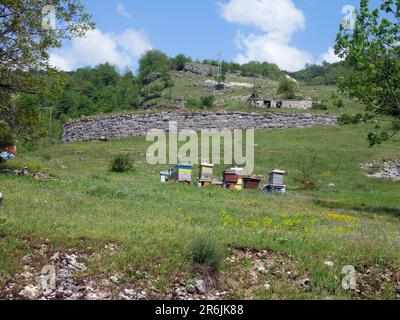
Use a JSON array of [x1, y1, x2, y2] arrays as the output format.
[[277, 76, 297, 99], [0, 122, 15, 149], [335, 0, 400, 146], [172, 54, 192, 71], [138, 50, 170, 83], [93, 63, 120, 87], [0, 0, 94, 134]]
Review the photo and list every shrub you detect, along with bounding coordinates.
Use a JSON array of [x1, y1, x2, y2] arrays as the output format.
[[186, 99, 201, 109], [172, 54, 192, 71], [185, 96, 215, 109], [331, 92, 345, 109], [312, 101, 328, 110], [277, 76, 297, 99], [110, 154, 133, 173], [0, 123, 15, 149], [338, 113, 363, 125], [188, 234, 224, 272], [190, 234, 224, 271], [200, 96, 215, 109], [294, 155, 318, 190]]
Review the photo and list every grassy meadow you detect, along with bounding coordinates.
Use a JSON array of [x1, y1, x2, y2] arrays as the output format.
[[1, 122, 399, 299]]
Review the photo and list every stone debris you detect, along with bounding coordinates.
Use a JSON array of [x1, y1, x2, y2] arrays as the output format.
[[324, 261, 334, 268], [194, 280, 207, 294], [264, 282, 271, 290], [205, 79, 254, 88], [223, 248, 309, 298], [20, 285, 41, 300], [360, 158, 400, 181], [5, 250, 106, 300], [110, 275, 119, 284], [298, 278, 312, 291], [355, 265, 400, 299]]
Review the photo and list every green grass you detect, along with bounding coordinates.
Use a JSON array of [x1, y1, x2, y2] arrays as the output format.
[[0, 123, 399, 299]]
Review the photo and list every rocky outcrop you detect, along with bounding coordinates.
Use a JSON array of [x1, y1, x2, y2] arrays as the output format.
[[183, 63, 218, 76], [142, 72, 162, 85], [360, 158, 400, 181], [61, 111, 338, 143]]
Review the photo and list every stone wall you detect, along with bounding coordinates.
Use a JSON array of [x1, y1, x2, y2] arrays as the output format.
[[61, 111, 338, 143]]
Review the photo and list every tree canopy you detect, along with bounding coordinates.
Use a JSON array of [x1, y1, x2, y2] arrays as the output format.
[[0, 0, 94, 127], [335, 0, 400, 146]]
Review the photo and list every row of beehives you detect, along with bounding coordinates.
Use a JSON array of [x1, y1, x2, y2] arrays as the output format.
[[160, 163, 286, 193]]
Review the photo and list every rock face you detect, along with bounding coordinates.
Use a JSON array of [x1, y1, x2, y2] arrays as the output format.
[[183, 63, 218, 76], [61, 111, 338, 143], [143, 72, 162, 85]]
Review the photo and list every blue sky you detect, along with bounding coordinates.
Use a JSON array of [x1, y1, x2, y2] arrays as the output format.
[[49, 0, 381, 72]]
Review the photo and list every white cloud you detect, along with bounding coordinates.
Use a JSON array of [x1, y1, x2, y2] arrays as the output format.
[[317, 47, 343, 65], [235, 32, 313, 72], [116, 3, 131, 19], [48, 53, 73, 71], [220, 0, 305, 41], [49, 28, 152, 72], [219, 0, 313, 72], [115, 29, 153, 57]]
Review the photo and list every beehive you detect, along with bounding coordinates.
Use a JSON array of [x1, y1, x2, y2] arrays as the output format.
[[160, 171, 170, 183], [223, 168, 244, 183], [268, 170, 285, 186], [244, 176, 263, 190], [199, 163, 214, 182], [173, 163, 193, 182]]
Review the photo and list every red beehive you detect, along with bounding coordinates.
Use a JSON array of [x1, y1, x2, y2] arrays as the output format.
[[223, 168, 244, 183], [244, 176, 264, 190]]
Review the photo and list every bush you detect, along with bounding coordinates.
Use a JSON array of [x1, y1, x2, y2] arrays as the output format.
[[172, 54, 192, 71], [330, 92, 345, 108], [200, 96, 215, 109], [312, 101, 328, 110], [277, 76, 297, 99], [0, 123, 15, 149], [294, 154, 318, 190], [188, 234, 224, 272], [185, 99, 201, 109], [338, 113, 363, 125], [110, 154, 133, 173], [185, 96, 215, 109]]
